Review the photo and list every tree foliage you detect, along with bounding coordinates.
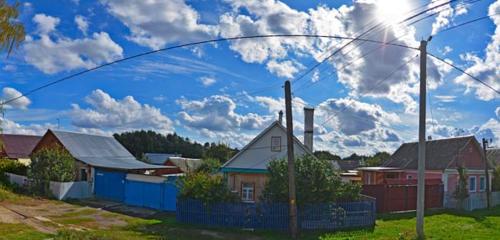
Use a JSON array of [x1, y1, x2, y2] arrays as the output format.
[[314, 150, 341, 161], [492, 166, 500, 191], [113, 130, 238, 163], [365, 152, 391, 167], [454, 166, 469, 208], [29, 147, 75, 195], [196, 158, 221, 174], [177, 172, 237, 203], [0, 1, 25, 56], [262, 155, 361, 204]]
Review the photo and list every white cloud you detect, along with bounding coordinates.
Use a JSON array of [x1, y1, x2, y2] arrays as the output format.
[[496, 107, 500, 119], [176, 95, 273, 134], [1, 87, 31, 109], [100, 0, 218, 49], [75, 15, 89, 35], [0, 117, 54, 135], [2, 65, 16, 72], [23, 14, 123, 74], [435, 95, 456, 103], [71, 89, 173, 133], [266, 60, 302, 78], [198, 76, 216, 87], [454, 1, 500, 101]]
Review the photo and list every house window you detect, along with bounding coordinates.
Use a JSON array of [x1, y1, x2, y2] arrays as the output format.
[[241, 182, 255, 202], [271, 136, 281, 152], [479, 176, 486, 192], [80, 168, 88, 181], [469, 176, 476, 192], [407, 175, 413, 180], [385, 172, 397, 179]]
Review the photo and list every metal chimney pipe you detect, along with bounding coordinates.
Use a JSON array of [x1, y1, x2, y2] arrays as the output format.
[[279, 110, 284, 125], [303, 107, 314, 152]]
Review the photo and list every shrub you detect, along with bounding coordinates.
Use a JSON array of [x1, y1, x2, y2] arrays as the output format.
[[195, 158, 221, 174], [29, 147, 75, 195], [0, 158, 27, 185], [492, 166, 500, 191], [178, 172, 237, 203], [261, 155, 361, 204]]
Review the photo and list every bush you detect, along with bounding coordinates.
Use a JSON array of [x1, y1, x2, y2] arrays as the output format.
[[262, 155, 361, 204], [178, 172, 237, 203], [492, 166, 500, 191], [0, 158, 27, 185], [195, 158, 221, 174], [29, 147, 75, 195]]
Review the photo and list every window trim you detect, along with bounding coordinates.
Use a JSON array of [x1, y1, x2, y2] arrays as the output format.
[[469, 176, 477, 193], [479, 176, 486, 192], [271, 136, 282, 152], [241, 182, 255, 202]]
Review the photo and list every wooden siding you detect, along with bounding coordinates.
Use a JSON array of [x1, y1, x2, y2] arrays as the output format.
[[227, 172, 268, 202]]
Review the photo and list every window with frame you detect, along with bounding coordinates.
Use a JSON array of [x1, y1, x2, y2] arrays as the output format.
[[241, 182, 255, 202], [80, 168, 88, 181], [407, 175, 413, 180], [479, 176, 486, 192], [469, 176, 477, 192], [271, 136, 281, 152]]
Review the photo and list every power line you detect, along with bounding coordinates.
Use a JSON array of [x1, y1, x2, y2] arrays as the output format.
[[433, 12, 500, 36], [0, 34, 417, 107], [427, 52, 500, 95]]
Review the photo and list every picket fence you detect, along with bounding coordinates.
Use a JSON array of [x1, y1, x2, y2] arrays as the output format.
[[176, 197, 376, 231]]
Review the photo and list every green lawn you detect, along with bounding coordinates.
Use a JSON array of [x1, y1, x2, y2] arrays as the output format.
[[1, 183, 500, 240]]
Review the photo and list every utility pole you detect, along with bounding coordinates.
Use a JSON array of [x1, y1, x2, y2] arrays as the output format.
[[483, 138, 491, 208], [416, 39, 428, 240], [284, 80, 298, 239]]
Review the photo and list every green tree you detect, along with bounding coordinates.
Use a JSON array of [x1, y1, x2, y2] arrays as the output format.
[[262, 155, 361, 204], [203, 142, 237, 163], [314, 150, 341, 161], [29, 147, 75, 195], [1, 1, 25, 56], [196, 158, 221, 174], [454, 166, 469, 209], [177, 172, 237, 203], [492, 166, 500, 191], [365, 152, 391, 167]]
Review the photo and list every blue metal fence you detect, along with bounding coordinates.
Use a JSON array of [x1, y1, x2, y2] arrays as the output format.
[[176, 197, 376, 230], [124, 179, 178, 211]]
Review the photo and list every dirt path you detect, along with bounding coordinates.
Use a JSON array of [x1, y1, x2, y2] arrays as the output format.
[[0, 204, 58, 234]]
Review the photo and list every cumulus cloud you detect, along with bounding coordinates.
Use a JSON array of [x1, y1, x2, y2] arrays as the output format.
[[198, 76, 216, 87], [1, 87, 31, 109], [266, 60, 302, 78], [100, 0, 218, 49], [75, 15, 89, 35], [176, 95, 273, 133], [430, 1, 469, 35], [71, 89, 173, 133], [0, 117, 54, 135], [454, 1, 500, 101], [23, 14, 123, 74]]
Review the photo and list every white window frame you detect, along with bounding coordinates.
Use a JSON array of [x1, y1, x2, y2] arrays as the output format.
[[479, 176, 486, 192], [469, 176, 477, 193], [271, 136, 282, 152], [241, 182, 255, 202]]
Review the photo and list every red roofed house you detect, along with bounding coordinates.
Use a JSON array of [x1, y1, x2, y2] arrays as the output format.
[[0, 134, 42, 165]]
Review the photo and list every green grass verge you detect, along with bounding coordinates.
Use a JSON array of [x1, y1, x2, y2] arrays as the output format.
[[0, 223, 50, 240]]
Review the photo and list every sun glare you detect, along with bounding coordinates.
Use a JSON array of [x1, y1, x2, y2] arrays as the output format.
[[375, 0, 413, 25]]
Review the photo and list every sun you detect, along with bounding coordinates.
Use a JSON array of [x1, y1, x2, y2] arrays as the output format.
[[375, 0, 414, 25]]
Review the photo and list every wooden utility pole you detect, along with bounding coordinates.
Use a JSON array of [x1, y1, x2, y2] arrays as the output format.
[[483, 138, 491, 208], [416, 39, 427, 240], [284, 80, 298, 239]]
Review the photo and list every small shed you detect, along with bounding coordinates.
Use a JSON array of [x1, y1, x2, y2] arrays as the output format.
[[0, 134, 41, 165]]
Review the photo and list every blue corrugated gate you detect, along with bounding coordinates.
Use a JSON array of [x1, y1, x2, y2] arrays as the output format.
[[94, 168, 126, 202], [124, 179, 178, 211]]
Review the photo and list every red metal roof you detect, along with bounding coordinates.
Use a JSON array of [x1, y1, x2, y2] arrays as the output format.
[[0, 134, 42, 159]]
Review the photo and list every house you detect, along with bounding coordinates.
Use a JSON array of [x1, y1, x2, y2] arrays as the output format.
[[0, 134, 42, 165], [221, 108, 333, 202], [358, 136, 492, 209], [32, 130, 172, 200], [334, 160, 362, 183], [144, 153, 202, 175]]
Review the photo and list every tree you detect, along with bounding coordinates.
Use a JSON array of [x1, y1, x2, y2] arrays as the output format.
[[203, 142, 237, 163], [454, 166, 469, 209], [365, 152, 391, 167], [29, 147, 75, 195], [0, 1, 25, 56], [177, 172, 237, 203], [493, 166, 500, 191], [314, 150, 341, 161], [262, 155, 361, 204], [196, 158, 221, 174]]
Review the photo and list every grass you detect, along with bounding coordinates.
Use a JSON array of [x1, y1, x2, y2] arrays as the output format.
[[0, 223, 50, 240]]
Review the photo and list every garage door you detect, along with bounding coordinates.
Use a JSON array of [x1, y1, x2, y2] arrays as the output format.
[[94, 168, 126, 202]]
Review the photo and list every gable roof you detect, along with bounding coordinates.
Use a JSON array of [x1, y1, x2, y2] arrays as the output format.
[[488, 148, 500, 166], [168, 157, 202, 172], [221, 121, 315, 172], [48, 130, 169, 170], [334, 160, 362, 171], [0, 134, 42, 159], [382, 135, 488, 170], [144, 153, 181, 165]]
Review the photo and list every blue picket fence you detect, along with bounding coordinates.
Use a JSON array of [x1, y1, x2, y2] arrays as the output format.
[[176, 197, 376, 230]]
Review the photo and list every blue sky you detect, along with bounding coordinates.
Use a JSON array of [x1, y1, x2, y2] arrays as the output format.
[[0, 0, 499, 156]]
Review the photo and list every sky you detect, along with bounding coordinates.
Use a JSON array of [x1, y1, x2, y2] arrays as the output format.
[[0, 0, 499, 157]]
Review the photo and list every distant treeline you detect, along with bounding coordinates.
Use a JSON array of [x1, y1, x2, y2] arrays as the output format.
[[113, 130, 237, 163]]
